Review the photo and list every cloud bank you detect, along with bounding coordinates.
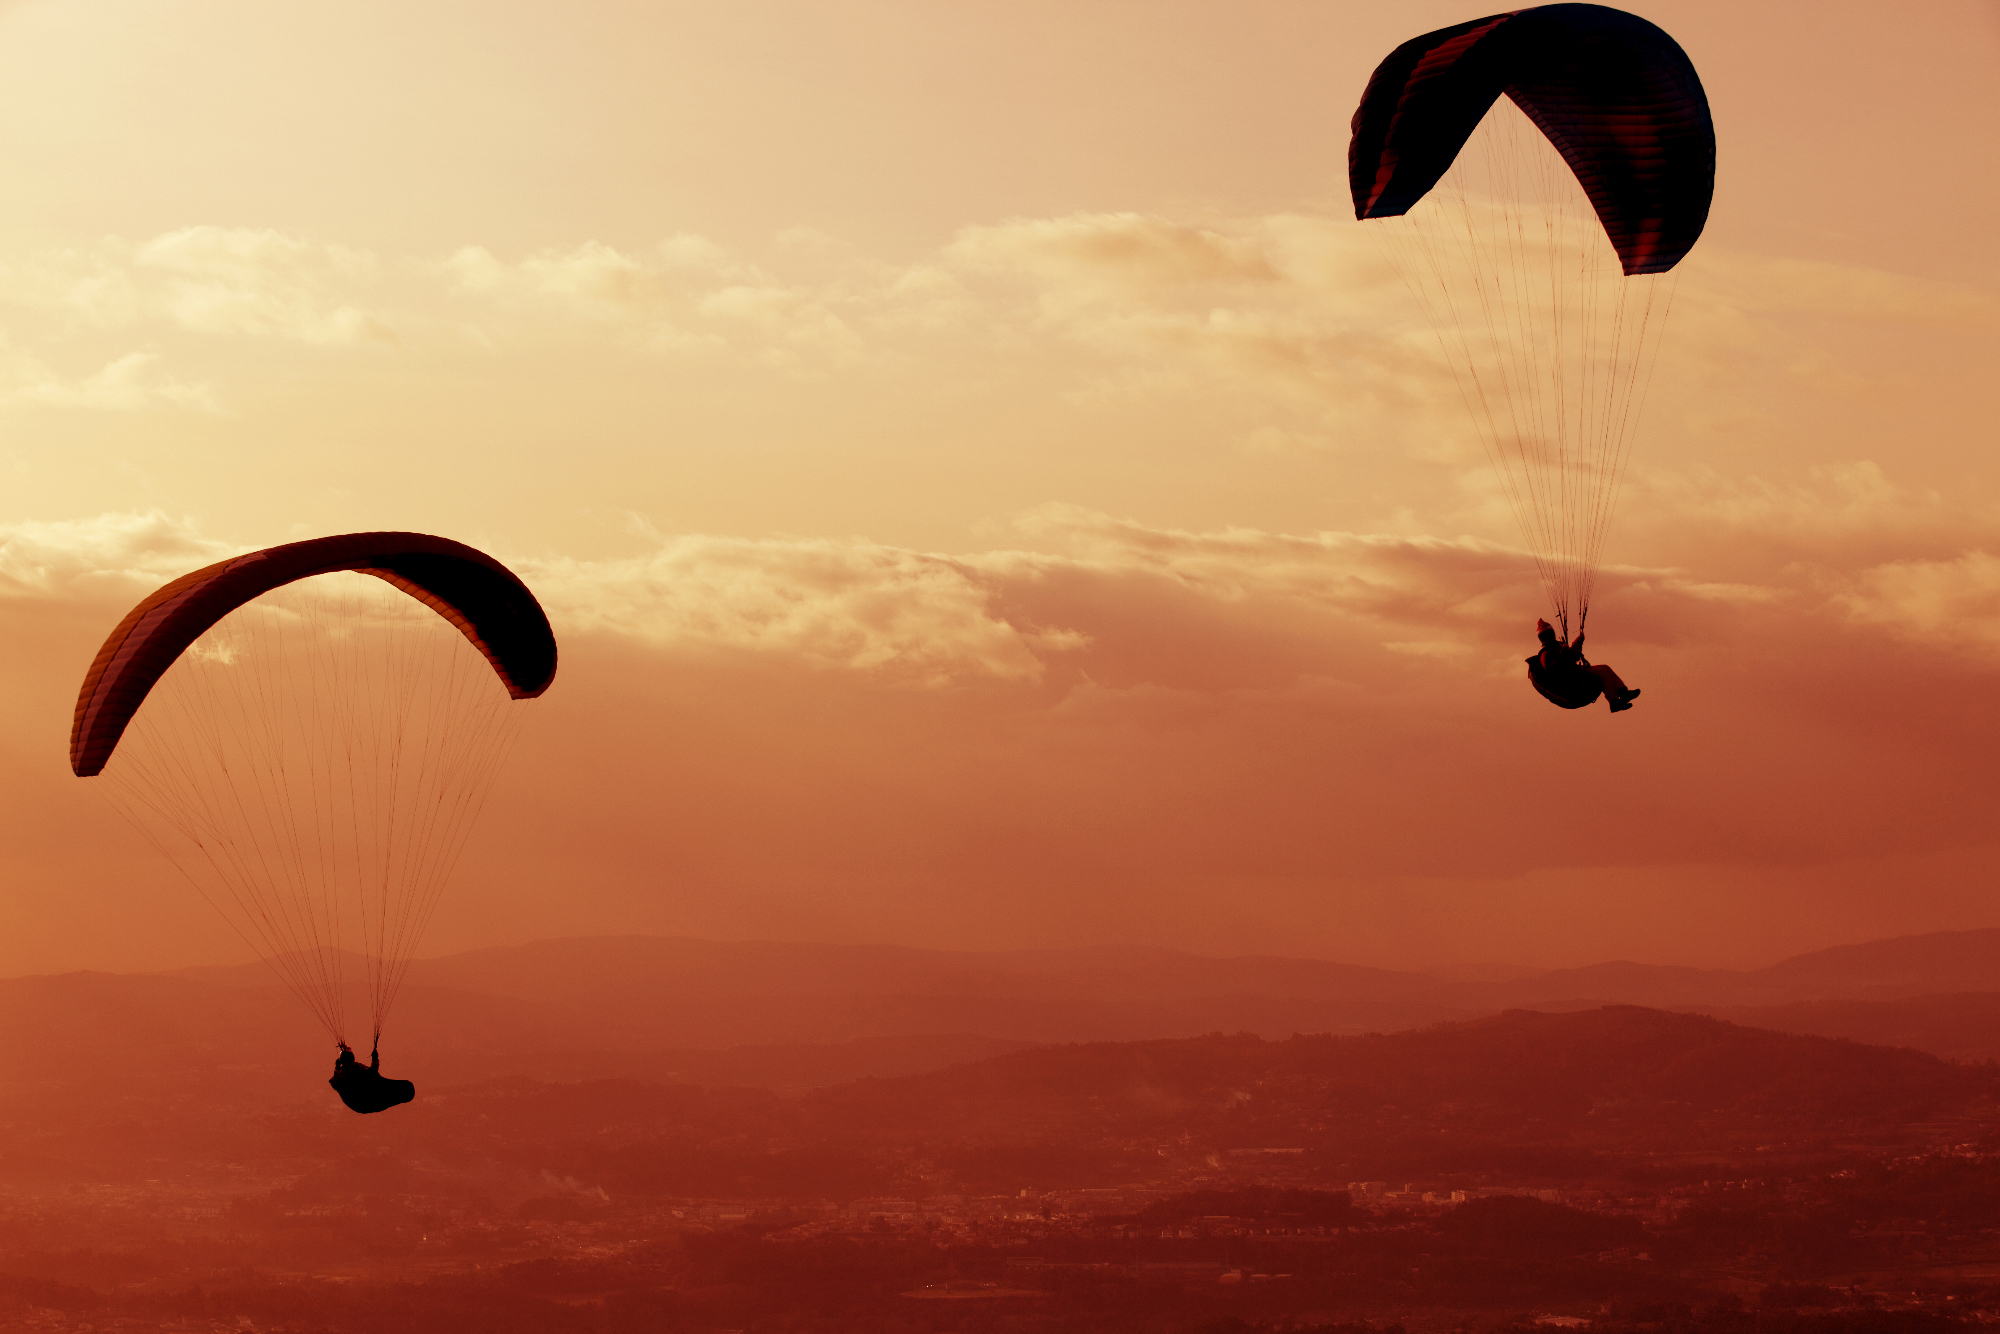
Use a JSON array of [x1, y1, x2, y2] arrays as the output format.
[[0, 198, 1991, 976], [0, 213, 1982, 463]]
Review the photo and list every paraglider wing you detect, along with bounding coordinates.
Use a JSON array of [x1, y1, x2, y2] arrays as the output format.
[[1349, 2, 1714, 275], [71, 531, 556, 778]]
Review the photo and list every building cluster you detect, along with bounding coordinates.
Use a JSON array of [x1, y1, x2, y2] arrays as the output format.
[[632, 1179, 1642, 1242], [1345, 1181, 1565, 1207], [838, 1189, 1172, 1223]]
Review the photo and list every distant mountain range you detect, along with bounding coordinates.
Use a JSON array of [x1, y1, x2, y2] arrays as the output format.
[[7, 926, 2000, 1112], [803, 1005, 1980, 1161], [5, 1003, 1984, 1195], [159, 924, 2000, 1045]]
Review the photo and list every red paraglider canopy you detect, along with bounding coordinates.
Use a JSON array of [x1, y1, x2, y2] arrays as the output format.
[[71, 531, 556, 777], [1349, 2, 1714, 275]]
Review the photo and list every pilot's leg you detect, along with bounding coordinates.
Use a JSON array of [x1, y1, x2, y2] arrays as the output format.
[[1591, 664, 1638, 708]]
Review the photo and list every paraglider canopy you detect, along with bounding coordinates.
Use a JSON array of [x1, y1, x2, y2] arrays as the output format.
[[1350, 3, 1713, 637], [72, 531, 556, 778], [1350, 2, 1714, 275], [71, 530, 555, 1052]]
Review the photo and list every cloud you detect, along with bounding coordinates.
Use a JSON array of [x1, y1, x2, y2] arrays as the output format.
[[1836, 551, 2000, 657], [0, 344, 221, 413], [14, 490, 2000, 975], [435, 217, 1379, 379], [0, 504, 1536, 691], [928, 212, 1521, 456], [445, 235, 759, 311], [696, 285, 859, 364], [490, 504, 1594, 694], [946, 212, 1286, 305], [0, 512, 1076, 688], [25, 483, 2000, 695], [134, 227, 395, 346], [525, 479, 2000, 696], [526, 534, 1077, 686], [919, 211, 1999, 474], [450, 241, 651, 311], [411, 212, 1994, 416], [0, 228, 395, 346], [0, 511, 235, 600], [944, 213, 1393, 347], [1609, 465, 2000, 661], [1, 209, 1973, 441], [443, 238, 863, 363], [1686, 251, 1996, 326], [1, 249, 143, 325]]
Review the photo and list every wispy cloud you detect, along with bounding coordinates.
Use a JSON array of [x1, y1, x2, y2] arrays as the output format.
[[0, 214, 1983, 433], [444, 235, 760, 311], [525, 534, 1076, 686], [1836, 551, 2000, 655], [0, 511, 235, 599], [24, 469, 2000, 696], [135, 227, 394, 346], [0, 227, 395, 347], [0, 344, 221, 413]]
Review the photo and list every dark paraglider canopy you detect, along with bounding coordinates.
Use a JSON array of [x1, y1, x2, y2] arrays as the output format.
[[1350, 2, 1714, 276], [71, 531, 558, 778], [1351, 4, 1714, 637]]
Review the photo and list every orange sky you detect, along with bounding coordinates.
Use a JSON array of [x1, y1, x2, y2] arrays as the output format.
[[1, 0, 1996, 978]]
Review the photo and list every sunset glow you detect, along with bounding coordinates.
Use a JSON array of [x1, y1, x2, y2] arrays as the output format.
[[0, 0, 1995, 976], [7, 8, 2000, 1333]]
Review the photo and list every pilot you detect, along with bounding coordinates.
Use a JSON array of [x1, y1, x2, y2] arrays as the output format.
[[329, 1040, 416, 1114]]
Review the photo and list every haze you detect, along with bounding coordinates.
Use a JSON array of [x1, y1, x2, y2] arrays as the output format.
[[1, 0, 1997, 983]]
